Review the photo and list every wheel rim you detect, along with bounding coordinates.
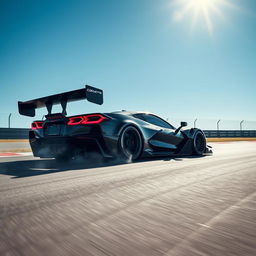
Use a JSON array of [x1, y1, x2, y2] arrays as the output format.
[[195, 133, 206, 153], [120, 127, 142, 160]]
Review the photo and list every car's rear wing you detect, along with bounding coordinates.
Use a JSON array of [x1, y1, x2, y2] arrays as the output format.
[[18, 85, 103, 117]]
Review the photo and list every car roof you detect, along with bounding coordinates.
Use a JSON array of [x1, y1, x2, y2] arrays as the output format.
[[110, 110, 152, 115]]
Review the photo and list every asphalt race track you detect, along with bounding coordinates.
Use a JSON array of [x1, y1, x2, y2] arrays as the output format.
[[0, 142, 256, 256]]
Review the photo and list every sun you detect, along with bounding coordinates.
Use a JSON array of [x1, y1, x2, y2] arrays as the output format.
[[172, 0, 235, 36], [190, 0, 213, 9]]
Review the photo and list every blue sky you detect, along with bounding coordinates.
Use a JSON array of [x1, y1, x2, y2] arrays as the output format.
[[0, 0, 255, 128]]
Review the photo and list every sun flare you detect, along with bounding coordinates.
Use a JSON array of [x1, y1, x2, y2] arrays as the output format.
[[190, 0, 213, 10], [172, 0, 236, 36]]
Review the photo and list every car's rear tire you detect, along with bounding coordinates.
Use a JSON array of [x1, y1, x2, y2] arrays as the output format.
[[193, 131, 206, 156], [119, 126, 143, 161]]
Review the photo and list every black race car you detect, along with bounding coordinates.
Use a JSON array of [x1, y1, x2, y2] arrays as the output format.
[[18, 86, 212, 161]]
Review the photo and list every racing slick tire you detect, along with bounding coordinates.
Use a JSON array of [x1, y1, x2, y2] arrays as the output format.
[[119, 126, 143, 161], [193, 131, 206, 156]]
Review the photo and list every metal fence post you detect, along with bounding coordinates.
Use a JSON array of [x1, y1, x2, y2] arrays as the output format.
[[8, 113, 12, 128], [217, 119, 221, 137], [240, 120, 244, 137], [194, 118, 197, 128]]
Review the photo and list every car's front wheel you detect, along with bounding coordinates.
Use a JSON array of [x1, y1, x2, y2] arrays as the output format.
[[193, 131, 206, 156], [119, 126, 143, 161]]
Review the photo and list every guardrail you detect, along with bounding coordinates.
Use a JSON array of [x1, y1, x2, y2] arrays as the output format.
[[0, 128, 30, 139], [0, 128, 256, 140], [203, 130, 256, 138]]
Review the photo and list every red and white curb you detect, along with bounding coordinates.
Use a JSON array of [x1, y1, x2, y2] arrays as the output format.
[[0, 152, 33, 157]]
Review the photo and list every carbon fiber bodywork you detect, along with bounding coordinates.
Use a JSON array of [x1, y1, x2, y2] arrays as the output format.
[[29, 111, 211, 159]]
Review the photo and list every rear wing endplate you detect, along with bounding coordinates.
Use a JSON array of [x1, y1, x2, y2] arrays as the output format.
[[18, 85, 103, 117]]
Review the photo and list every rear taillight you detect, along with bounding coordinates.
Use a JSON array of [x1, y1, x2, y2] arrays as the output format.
[[31, 121, 43, 130], [67, 114, 106, 126]]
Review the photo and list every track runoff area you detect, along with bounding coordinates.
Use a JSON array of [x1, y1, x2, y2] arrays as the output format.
[[0, 137, 256, 157], [0, 140, 256, 255]]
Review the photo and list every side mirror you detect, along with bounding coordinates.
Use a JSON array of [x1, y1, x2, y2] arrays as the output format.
[[175, 121, 187, 134], [180, 121, 187, 127]]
